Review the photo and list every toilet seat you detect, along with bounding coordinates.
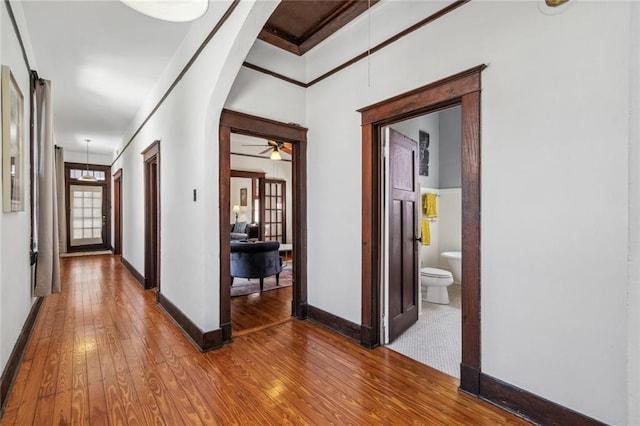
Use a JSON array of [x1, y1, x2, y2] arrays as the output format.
[[420, 267, 453, 279]]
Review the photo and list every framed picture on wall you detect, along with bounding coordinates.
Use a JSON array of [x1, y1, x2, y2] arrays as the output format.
[[240, 188, 247, 206], [2, 65, 24, 212], [419, 130, 430, 177]]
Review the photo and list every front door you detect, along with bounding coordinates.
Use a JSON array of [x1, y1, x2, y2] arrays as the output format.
[[69, 184, 107, 249], [388, 128, 420, 341], [65, 162, 111, 252]]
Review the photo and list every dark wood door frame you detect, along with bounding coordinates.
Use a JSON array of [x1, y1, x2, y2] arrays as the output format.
[[64, 162, 112, 253], [220, 109, 308, 344], [113, 168, 122, 255], [358, 65, 484, 395], [142, 141, 160, 291]]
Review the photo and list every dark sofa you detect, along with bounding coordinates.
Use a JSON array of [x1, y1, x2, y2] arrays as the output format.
[[230, 222, 259, 240]]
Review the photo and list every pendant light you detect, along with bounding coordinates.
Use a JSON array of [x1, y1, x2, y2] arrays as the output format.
[[78, 139, 97, 182], [120, 0, 208, 23]]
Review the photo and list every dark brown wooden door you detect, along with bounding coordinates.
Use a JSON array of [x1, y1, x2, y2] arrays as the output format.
[[143, 142, 160, 290], [388, 128, 419, 341], [113, 169, 122, 255]]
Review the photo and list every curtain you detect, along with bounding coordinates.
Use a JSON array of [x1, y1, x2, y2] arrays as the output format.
[[34, 79, 60, 296], [55, 146, 66, 253]]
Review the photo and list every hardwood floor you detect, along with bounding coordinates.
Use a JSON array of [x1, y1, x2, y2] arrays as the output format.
[[231, 285, 292, 333], [0, 255, 529, 425]]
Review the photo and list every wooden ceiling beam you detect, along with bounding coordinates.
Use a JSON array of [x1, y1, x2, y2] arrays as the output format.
[[258, 0, 379, 56], [257, 27, 302, 55], [298, 0, 379, 55]]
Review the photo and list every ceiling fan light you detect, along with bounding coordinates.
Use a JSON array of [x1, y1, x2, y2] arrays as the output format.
[[270, 148, 282, 161], [120, 0, 208, 23]]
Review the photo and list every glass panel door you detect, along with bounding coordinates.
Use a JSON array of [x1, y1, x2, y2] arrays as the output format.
[[69, 184, 104, 247], [263, 179, 286, 243]]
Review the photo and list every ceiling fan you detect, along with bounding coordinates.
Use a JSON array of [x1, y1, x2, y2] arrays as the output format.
[[243, 139, 292, 160]]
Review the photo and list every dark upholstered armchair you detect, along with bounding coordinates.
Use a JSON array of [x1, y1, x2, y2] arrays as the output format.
[[230, 241, 282, 292]]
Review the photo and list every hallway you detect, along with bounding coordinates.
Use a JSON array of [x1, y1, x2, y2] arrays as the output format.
[[1, 255, 527, 425]]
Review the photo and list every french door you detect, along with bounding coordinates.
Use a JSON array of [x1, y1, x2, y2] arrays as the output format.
[[262, 178, 286, 243]]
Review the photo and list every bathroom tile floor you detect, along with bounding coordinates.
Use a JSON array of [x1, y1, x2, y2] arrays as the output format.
[[387, 284, 462, 378]]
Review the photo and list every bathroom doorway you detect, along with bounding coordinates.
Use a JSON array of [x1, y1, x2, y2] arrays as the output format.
[[359, 66, 483, 394], [381, 106, 463, 379]]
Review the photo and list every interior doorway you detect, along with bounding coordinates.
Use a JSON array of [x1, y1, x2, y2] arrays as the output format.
[[143, 141, 160, 291], [64, 162, 111, 253], [219, 109, 308, 343], [382, 106, 463, 379], [113, 168, 122, 255], [359, 66, 483, 395], [229, 154, 292, 335]]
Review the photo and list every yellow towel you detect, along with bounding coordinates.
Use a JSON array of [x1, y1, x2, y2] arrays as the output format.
[[423, 193, 438, 218], [421, 219, 430, 246]]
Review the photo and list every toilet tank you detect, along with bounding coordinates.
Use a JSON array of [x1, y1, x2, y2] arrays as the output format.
[[441, 251, 462, 283]]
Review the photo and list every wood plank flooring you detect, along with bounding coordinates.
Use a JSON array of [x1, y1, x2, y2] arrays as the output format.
[[0, 255, 529, 425], [231, 285, 292, 332]]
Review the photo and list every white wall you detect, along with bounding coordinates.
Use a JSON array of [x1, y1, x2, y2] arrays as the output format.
[[302, 1, 630, 423], [0, 1, 36, 373], [63, 149, 112, 166], [245, 39, 306, 83], [111, 0, 279, 332], [230, 177, 252, 223], [629, 4, 640, 425], [437, 189, 461, 269], [225, 67, 306, 126], [438, 107, 461, 189]]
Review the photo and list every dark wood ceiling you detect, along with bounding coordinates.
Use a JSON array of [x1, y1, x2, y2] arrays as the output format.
[[258, 0, 379, 56]]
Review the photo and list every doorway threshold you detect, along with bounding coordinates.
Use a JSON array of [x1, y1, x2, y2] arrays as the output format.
[[60, 250, 112, 257], [233, 316, 293, 338]]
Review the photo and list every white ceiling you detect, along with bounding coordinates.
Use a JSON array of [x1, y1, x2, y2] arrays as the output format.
[[20, 0, 201, 157]]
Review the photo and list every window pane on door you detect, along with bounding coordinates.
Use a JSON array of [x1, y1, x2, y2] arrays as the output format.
[[263, 179, 286, 244]]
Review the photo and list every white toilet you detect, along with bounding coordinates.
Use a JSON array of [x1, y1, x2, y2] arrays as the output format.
[[420, 267, 454, 304]]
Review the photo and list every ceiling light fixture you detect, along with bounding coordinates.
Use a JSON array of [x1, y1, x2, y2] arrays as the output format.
[[538, 0, 574, 14], [120, 0, 208, 23], [270, 147, 282, 161], [78, 139, 97, 182]]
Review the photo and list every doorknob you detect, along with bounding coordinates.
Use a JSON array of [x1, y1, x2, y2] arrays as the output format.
[[415, 235, 422, 243]]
